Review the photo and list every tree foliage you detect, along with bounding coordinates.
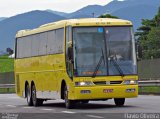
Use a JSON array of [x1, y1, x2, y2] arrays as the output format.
[[6, 48, 13, 55], [136, 7, 160, 59], [98, 14, 119, 19]]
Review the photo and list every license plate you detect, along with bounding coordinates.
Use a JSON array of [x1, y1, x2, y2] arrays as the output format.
[[103, 89, 113, 93]]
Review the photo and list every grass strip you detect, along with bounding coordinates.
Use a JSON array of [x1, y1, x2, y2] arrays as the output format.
[[0, 55, 14, 73], [0, 88, 15, 93], [139, 86, 160, 93]]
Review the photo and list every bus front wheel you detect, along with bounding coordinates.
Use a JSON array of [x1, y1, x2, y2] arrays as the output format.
[[64, 85, 75, 109], [114, 98, 125, 106], [31, 84, 43, 107]]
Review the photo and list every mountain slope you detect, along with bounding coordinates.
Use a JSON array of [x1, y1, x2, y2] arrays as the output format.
[[0, 10, 66, 51], [65, 0, 160, 18], [105, 0, 160, 13], [67, 5, 107, 18], [0, 17, 7, 21], [46, 10, 68, 17], [65, 0, 160, 29], [112, 4, 157, 29]]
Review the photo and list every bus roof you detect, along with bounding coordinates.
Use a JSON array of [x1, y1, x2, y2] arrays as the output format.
[[16, 18, 132, 38]]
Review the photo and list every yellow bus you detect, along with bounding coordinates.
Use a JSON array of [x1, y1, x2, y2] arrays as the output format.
[[15, 18, 138, 109]]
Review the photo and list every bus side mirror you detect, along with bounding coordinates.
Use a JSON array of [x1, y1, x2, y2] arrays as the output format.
[[68, 47, 73, 63]]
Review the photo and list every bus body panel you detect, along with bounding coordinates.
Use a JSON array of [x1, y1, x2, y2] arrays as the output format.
[[15, 54, 72, 99]]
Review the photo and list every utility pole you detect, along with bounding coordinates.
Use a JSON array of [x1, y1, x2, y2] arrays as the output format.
[[92, 12, 95, 18]]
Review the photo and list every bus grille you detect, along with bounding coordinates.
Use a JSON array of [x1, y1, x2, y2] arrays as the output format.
[[93, 81, 122, 85], [110, 81, 122, 84]]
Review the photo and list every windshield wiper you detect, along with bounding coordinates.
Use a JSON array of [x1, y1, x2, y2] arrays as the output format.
[[110, 57, 124, 77], [92, 48, 105, 78]]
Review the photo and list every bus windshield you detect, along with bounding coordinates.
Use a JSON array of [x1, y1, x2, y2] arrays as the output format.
[[73, 27, 137, 77]]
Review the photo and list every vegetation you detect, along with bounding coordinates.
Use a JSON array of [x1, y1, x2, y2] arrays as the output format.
[[0, 88, 15, 93], [136, 7, 160, 59], [0, 55, 14, 73], [6, 48, 14, 55], [139, 86, 160, 94], [98, 14, 119, 19]]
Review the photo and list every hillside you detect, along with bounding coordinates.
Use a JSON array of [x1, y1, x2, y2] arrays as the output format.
[[0, 10, 65, 51], [104, 0, 160, 13], [46, 10, 68, 17], [49, 0, 160, 29], [0, 17, 6, 21], [112, 4, 157, 29], [67, 5, 106, 18], [53, 0, 160, 20]]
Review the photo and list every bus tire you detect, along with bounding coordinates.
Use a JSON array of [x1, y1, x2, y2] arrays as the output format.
[[26, 85, 33, 106], [64, 85, 75, 109], [114, 98, 125, 106], [31, 84, 43, 107], [81, 100, 89, 104]]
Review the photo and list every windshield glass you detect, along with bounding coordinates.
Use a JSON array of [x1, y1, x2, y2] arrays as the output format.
[[106, 27, 137, 75], [73, 27, 137, 77], [73, 27, 107, 76]]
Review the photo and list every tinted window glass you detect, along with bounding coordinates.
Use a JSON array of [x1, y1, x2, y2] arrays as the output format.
[[16, 28, 64, 58]]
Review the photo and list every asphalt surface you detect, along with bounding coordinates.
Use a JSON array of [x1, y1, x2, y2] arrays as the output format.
[[0, 94, 160, 119]]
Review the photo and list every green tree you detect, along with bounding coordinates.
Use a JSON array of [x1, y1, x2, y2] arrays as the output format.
[[98, 14, 119, 19], [154, 7, 160, 27], [136, 7, 160, 59], [143, 28, 160, 59]]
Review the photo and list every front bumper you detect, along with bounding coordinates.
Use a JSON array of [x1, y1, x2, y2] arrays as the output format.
[[71, 85, 138, 100]]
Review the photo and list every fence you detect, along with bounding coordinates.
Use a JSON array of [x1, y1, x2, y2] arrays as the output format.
[[0, 72, 14, 84], [139, 80, 160, 86], [0, 72, 15, 93], [138, 59, 160, 80]]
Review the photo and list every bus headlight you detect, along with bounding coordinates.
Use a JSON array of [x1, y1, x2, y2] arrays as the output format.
[[75, 81, 93, 86], [123, 80, 138, 85]]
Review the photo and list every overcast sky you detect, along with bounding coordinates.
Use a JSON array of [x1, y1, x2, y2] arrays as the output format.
[[0, 0, 113, 17]]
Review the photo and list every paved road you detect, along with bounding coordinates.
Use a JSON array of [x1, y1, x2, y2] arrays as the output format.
[[0, 94, 160, 119]]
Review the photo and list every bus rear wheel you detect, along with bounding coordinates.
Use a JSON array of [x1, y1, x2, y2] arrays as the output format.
[[26, 85, 33, 106], [64, 85, 75, 109], [114, 98, 125, 106], [31, 84, 43, 107]]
